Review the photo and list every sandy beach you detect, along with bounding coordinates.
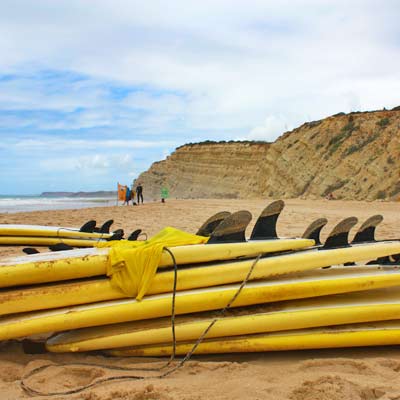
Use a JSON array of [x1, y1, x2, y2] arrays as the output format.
[[1, 198, 400, 399]]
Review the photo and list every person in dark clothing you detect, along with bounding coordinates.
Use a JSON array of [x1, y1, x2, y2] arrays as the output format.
[[136, 183, 144, 204], [130, 185, 137, 205]]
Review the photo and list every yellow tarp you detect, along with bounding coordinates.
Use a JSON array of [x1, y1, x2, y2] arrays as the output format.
[[97, 227, 208, 300]]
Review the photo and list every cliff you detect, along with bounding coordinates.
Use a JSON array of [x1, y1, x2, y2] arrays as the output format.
[[135, 109, 400, 201]]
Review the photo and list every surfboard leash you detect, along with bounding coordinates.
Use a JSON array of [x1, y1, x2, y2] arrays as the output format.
[[20, 250, 262, 396]]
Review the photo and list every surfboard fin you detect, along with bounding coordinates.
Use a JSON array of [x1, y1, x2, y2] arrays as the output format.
[[22, 248, 40, 255], [322, 217, 358, 249], [368, 254, 400, 266], [196, 211, 231, 237], [49, 243, 74, 252], [352, 215, 383, 244], [107, 229, 124, 241], [128, 229, 142, 241], [79, 220, 97, 233], [389, 254, 400, 264], [250, 200, 284, 240], [302, 218, 328, 246], [97, 219, 114, 234], [208, 210, 252, 243]]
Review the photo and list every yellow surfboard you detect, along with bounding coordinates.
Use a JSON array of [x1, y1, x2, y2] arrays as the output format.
[[2, 266, 400, 341], [1, 240, 400, 291], [108, 320, 400, 356], [46, 286, 400, 353], [0, 236, 106, 247], [0, 238, 315, 288], [0, 262, 398, 317], [0, 260, 397, 316], [0, 224, 114, 240]]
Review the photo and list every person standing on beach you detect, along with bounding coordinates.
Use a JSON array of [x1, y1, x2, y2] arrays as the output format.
[[136, 183, 144, 204], [130, 184, 136, 205], [125, 186, 131, 205], [161, 186, 169, 203]]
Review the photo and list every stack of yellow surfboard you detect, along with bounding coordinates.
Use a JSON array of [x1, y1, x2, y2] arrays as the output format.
[[1, 210, 400, 356]]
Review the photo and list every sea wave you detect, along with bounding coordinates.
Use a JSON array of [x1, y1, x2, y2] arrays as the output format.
[[0, 196, 116, 213]]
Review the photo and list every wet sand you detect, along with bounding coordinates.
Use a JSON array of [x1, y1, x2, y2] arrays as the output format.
[[0, 198, 400, 399]]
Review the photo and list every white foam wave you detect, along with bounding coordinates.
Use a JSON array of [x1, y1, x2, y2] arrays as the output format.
[[0, 197, 116, 213]]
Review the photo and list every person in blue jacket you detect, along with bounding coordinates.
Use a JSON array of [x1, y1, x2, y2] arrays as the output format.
[[124, 186, 131, 205]]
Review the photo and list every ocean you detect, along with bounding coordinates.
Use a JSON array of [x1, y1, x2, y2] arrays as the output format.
[[0, 195, 117, 213]]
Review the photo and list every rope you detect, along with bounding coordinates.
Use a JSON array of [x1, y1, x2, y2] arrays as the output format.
[[20, 247, 180, 396], [158, 253, 261, 378], [20, 251, 262, 396]]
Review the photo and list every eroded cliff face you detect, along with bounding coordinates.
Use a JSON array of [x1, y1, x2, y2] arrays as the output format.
[[135, 110, 400, 201], [135, 142, 270, 201]]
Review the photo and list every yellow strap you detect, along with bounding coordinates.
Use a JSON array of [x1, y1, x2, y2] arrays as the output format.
[[96, 227, 208, 300]]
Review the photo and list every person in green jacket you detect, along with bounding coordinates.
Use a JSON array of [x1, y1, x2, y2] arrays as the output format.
[[161, 186, 169, 203]]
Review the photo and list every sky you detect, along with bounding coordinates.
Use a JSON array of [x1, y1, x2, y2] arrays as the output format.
[[0, 0, 399, 195]]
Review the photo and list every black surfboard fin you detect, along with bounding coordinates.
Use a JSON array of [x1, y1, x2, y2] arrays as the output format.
[[208, 210, 252, 244], [250, 200, 285, 240], [128, 229, 142, 241], [196, 211, 231, 237], [49, 243, 74, 252], [368, 254, 400, 266], [322, 217, 358, 249], [98, 219, 114, 234], [302, 218, 328, 246], [352, 215, 383, 244], [389, 254, 400, 264], [22, 247, 40, 255], [107, 229, 124, 241], [367, 256, 392, 265], [79, 220, 97, 233]]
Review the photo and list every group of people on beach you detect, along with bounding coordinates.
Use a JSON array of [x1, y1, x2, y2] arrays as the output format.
[[121, 182, 169, 205], [123, 183, 144, 206]]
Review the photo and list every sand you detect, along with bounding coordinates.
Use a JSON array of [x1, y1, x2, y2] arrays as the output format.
[[1, 198, 400, 399]]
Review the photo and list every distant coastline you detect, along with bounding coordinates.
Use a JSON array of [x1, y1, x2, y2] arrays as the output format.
[[40, 191, 117, 198]]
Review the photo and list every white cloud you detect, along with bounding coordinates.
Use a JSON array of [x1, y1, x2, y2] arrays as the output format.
[[39, 153, 134, 172], [248, 115, 294, 140], [1, 1, 399, 132], [12, 138, 175, 152], [1, 0, 399, 193]]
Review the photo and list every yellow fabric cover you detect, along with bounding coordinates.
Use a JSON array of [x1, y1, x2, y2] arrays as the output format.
[[97, 227, 208, 300]]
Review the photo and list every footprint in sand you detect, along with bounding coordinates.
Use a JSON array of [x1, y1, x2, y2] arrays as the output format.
[[84, 385, 173, 400], [377, 359, 400, 373], [0, 362, 22, 382], [298, 358, 373, 376], [290, 375, 385, 400]]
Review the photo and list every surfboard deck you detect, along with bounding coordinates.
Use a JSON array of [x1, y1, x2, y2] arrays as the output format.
[[0, 236, 107, 247], [0, 262, 398, 316], [0, 240, 399, 296], [0, 224, 113, 240], [46, 285, 400, 352], [2, 265, 400, 341], [0, 238, 316, 288], [108, 320, 400, 356]]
